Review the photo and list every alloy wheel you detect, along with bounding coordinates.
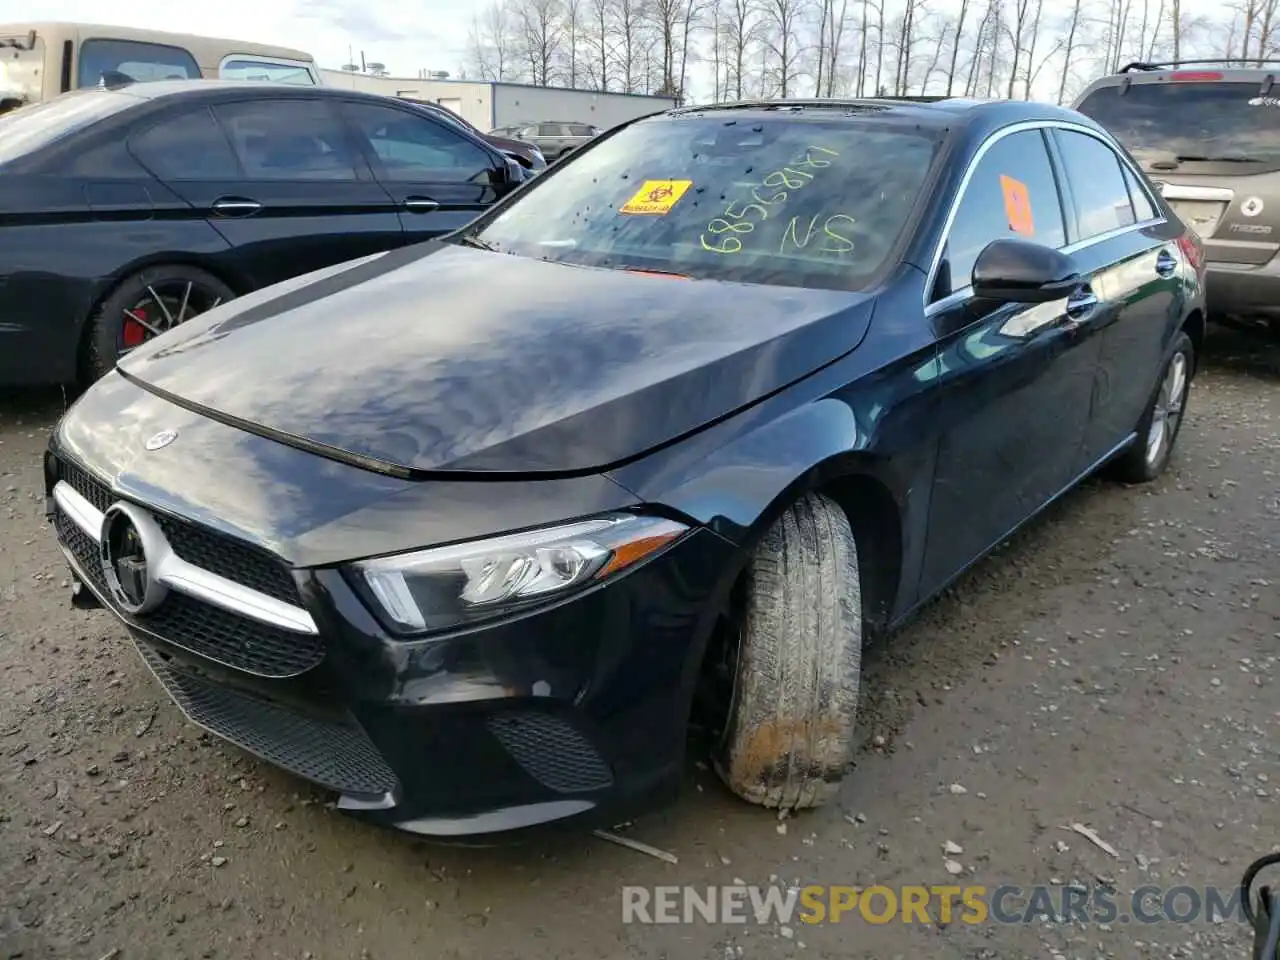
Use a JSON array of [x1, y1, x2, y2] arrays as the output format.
[[1145, 352, 1188, 466], [119, 280, 224, 354]]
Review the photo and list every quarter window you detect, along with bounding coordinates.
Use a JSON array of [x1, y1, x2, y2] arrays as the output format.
[[131, 107, 240, 180], [939, 129, 1067, 298], [1122, 164, 1159, 222], [1053, 130, 1136, 240], [345, 102, 493, 181], [213, 100, 358, 180], [77, 39, 200, 87]]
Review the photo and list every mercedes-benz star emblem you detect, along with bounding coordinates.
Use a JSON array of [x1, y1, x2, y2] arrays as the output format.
[[145, 429, 179, 451], [100, 503, 168, 615]]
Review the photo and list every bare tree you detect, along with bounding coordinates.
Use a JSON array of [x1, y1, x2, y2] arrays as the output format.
[[1004, 0, 1033, 97], [918, 14, 951, 94], [467, 1, 517, 80], [722, 0, 760, 98], [514, 0, 564, 85], [615, 0, 651, 91], [678, 0, 708, 98], [561, 0, 585, 85], [1171, 0, 1182, 60], [584, 0, 613, 89], [759, 0, 808, 96], [944, 0, 972, 95], [1056, 0, 1088, 103]]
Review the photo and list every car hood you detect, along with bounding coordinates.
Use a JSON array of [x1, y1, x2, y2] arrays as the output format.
[[117, 243, 876, 476]]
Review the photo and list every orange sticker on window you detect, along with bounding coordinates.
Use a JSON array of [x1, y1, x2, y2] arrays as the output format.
[[1000, 174, 1034, 236], [620, 179, 693, 215]]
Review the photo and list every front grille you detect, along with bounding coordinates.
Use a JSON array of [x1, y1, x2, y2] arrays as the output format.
[[57, 503, 323, 678], [135, 641, 399, 798], [54, 460, 324, 679], [488, 712, 613, 793], [56, 458, 301, 606]]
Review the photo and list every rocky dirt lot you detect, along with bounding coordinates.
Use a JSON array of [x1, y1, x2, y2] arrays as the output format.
[[1, 330, 1277, 960]]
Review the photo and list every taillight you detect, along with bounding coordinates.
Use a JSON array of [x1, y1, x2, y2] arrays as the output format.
[[1169, 71, 1223, 81], [1176, 232, 1205, 272]]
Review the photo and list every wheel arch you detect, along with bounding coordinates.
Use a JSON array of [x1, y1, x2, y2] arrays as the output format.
[[1180, 308, 1205, 375], [686, 453, 909, 733], [75, 255, 252, 381]]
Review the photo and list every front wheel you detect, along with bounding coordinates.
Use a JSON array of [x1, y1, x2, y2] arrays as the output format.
[[1109, 331, 1195, 483], [713, 492, 863, 811]]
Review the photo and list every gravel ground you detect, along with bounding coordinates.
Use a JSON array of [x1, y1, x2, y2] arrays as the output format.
[[1, 329, 1277, 960]]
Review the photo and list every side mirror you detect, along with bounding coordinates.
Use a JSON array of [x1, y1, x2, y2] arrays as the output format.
[[971, 238, 1082, 303], [500, 154, 526, 184]]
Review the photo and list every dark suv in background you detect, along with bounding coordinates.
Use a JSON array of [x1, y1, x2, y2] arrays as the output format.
[[1074, 60, 1280, 337], [489, 121, 601, 161]]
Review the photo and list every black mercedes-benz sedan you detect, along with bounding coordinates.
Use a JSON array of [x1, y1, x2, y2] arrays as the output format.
[[46, 97, 1206, 838], [0, 80, 525, 387]]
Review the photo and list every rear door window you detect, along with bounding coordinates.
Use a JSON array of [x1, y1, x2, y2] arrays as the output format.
[[1052, 130, 1135, 241], [213, 99, 358, 180], [537, 123, 565, 136], [78, 38, 200, 87], [939, 129, 1067, 297], [568, 124, 596, 136], [131, 107, 240, 180], [1075, 81, 1280, 173]]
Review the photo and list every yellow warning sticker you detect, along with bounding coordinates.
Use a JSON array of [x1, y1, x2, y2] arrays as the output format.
[[620, 179, 693, 215]]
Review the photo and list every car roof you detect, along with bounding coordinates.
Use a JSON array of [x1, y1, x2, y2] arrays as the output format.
[[93, 78, 395, 104], [661, 97, 1096, 137], [1076, 60, 1280, 102]]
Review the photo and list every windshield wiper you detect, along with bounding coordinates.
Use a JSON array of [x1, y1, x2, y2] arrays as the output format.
[[1173, 154, 1262, 163], [452, 234, 495, 251]]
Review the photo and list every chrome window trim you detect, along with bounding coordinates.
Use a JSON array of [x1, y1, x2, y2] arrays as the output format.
[[53, 480, 318, 635], [923, 215, 1167, 318], [922, 119, 1168, 312]]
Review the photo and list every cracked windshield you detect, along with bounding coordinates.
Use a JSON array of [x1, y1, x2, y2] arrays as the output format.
[[472, 115, 939, 288]]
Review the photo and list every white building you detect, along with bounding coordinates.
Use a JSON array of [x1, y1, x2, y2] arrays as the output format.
[[320, 70, 677, 133]]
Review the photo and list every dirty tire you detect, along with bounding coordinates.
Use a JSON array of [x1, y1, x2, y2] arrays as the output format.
[[85, 265, 235, 383], [714, 492, 862, 810], [1108, 330, 1194, 484]]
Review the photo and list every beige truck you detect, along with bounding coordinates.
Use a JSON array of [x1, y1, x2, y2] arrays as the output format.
[[1, 21, 320, 112]]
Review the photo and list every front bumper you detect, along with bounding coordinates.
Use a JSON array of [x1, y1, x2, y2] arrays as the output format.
[[49, 455, 735, 838]]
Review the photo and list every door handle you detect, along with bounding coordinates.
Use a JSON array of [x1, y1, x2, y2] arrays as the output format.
[[1155, 249, 1178, 277], [210, 198, 262, 217], [403, 197, 439, 213], [1065, 287, 1099, 321]]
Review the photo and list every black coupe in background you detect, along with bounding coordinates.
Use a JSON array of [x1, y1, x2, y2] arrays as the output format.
[[0, 80, 526, 386], [48, 97, 1205, 837]]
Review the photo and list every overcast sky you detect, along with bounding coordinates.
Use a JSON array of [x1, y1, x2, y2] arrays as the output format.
[[4, 0, 1228, 95], [2, 0, 484, 77]]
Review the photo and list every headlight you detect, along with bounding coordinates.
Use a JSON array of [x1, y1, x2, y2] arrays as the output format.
[[353, 513, 688, 635]]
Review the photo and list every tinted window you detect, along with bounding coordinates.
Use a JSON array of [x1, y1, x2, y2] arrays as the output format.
[[131, 108, 240, 179], [0, 89, 137, 165], [537, 123, 564, 136], [78, 39, 200, 87], [568, 124, 596, 136], [1123, 164, 1158, 221], [1076, 81, 1280, 168], [1054, 130, 1135, 240], [214, 100, 357, 180], [345, 102, 493, 181], [473, 116, 941, 291], [220, 59, 315, 84], [940, 129, 1066, 296]]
